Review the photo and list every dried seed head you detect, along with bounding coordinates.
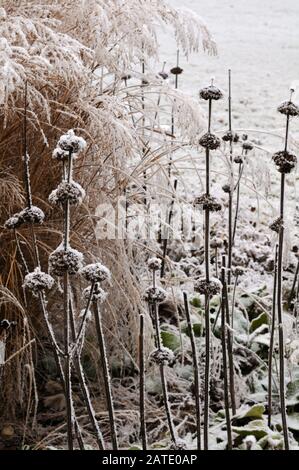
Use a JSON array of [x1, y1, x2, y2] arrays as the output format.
[[121, 74, 132, 81], [269, 216, 283, 233], [170, 66, 183, 75], [147, 257, 162, 271], [194, 194, 222, 212], [149, 347, 174, 366], [242, 141, 254, 151], [233, 266, 245, 276], [143, 286, 167, 304], [80, 263, 111, 283], [49, 246, 84, 276], [52, 148, 74, 162], [49, 181, 85, 207], [234, 155, 243, 164], [158, 71, 169, 80], [222, 131, 239, 143], [277, 100, 299, 117], [83, 283, 107, 303], [210, 237, 224, 249], [23, 268, 54, 297], [58, 129, 86, 154], [4, 213, 23, 230], [199, 132, 221, 150], [194, 277, 222, 296], [169, 439, 188, 450], [19, 206, 45, 225], [199, 85, 223, 101], [272, 150, 297, 173], [222, 184, 231, 194]]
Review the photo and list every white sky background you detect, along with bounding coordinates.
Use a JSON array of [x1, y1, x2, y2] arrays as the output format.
[[159, 0, 299, 137]]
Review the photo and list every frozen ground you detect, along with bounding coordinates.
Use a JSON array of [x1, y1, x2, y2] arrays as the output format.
[[160, 0, 299, 144]]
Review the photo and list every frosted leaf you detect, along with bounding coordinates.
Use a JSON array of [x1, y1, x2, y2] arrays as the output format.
[[58, 129, 86, 154], [23, 267, 54, 297], [19, 206, 45, 225], [83, 283, 107, 303], [80, 263, 111, 283], [49, 246, 83, 276], [48, 181, 85, 207]]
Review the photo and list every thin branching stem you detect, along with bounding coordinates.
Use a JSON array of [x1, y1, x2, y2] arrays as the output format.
[[268, 245, 278, 428]]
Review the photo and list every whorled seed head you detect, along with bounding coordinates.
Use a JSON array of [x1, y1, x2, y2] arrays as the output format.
[[277, 100, 299, 117], [269, 216, 283, 233], [49, 246, 83, 276], [242, 141, 254, 151], [143, 286, 167, 304], [234, 155, 243, 164], [4, 213, 23, 230], [52, 148, 74, 162], [272, 150, 297, 173], [147, 257, 162, 271], [210, 237, 224, 249], [83, 283, 107, 303], [233, 266, 246, 276], [80, 263, 111, 283], [158, 71, 169, 80], [170, 66, 183, 75], [19, 206, 45, 225], [194, 194, 222, 212], [58, 129, 86, 154], [222, 131, 239, 143], [23, 268, 54, 297], [49, 181, 85, 207], [194, 277, 222, 296], [222, 184, 231, 194], [169, 439, 188, 450], [149, 347, 174, 366], [199, 85, 223, 101], [199, 132, 221, 150]]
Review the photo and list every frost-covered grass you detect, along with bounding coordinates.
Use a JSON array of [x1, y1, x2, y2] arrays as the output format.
[[0, 0, 299, 452]]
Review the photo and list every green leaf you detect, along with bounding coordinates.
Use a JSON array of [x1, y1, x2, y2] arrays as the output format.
[[181, 321, 203, 337], [232, 419, 270, 439], [235, 404, 265, 421], [161, 330, 180, 351], [190, 297, 201, 308], [250, 312, 269, 333]]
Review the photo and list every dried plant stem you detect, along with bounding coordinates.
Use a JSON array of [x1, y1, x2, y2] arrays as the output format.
[[221, 259, 232, 449], [268, 245, 278, 428], [232, 161, 244, 242], [63, 272, 74, 450], [152, 300, 177, 444], [92, 301, 118, 450], [139, 313, 147, 450], [160, 178, 178, 278], [227, 69, 233, 289], [224, 278, 236, 415], [183, 291, 201, 450], [69, 297, 105, 450]]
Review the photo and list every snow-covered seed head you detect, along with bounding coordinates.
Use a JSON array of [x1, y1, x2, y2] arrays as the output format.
[[149, 347, 174, 366], [222, 131, 239, 143], [80, 263, 111, 283], [272, 150, 297, 173], [194, 194, 222, 212], [194, 277, 222, 296], [234, 155, 243, 164], [147, 257, 162, 271], [199, 132, 221, 150], [4, 213, 23, 230], [121, 74, 132, 81], [143, 286, 167, 304], [49, 246, 83, 276], [52, 148, 71, 162], [233, 266, 245, 277], [170, 66, 183, 75], [58, 129, 86, 154], [210, 237, 224, 249], [269, 216, 283, 233], [242, 141, 254, 151], [19, 206, 45, 225], [169, 439, 188, 450], [199, 85, 223, 101], [277, 100, 299, 117], [23, 268, 54, 297], [48, 181, 85, 207], [83, 283, 107, 303], [158, 71, 169, 80], [222, 184, 231, 194]]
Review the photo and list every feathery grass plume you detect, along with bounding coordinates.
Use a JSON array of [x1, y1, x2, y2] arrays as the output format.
[[198, 77, 223, 450], [271, 89, 298, 450]]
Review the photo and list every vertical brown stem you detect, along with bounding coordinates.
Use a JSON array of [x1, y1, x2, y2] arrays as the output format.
[[268, 245, 278, 428], [139, 313, 147, 450]]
